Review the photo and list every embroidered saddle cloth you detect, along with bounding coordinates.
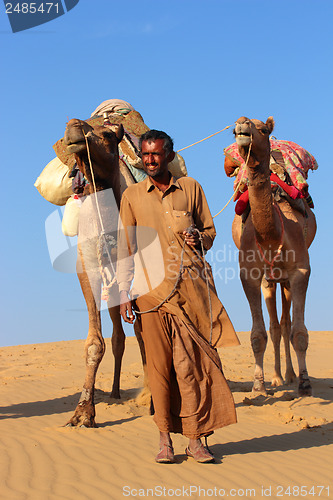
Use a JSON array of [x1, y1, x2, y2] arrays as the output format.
[[224, 139, 318, 197]]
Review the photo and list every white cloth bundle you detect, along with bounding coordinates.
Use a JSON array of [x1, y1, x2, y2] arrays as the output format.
[[34, 157, 72, 206]]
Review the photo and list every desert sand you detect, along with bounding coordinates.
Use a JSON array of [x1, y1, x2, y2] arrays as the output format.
[[1, 331, 332, 500]]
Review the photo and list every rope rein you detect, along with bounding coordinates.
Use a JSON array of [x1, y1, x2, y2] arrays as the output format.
[[132, 228, 214, 346], [176, 125, 232, 153], [175, 122, 252, 219], [80, 121, 242, 312], [198, 230, 214, 346], [132, 237, 187, 315], [213, 139, 253, 218], [83, 130, 117, 299]]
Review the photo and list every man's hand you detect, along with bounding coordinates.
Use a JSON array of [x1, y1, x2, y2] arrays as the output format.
[[120, 290, 135, 324], [183, 228, 200, 248]]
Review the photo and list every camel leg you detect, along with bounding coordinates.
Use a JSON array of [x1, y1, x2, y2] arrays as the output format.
[[289, 267, 312, 396], [261, 279, 283, 387], [240, 270, 268, 394], [280, 283, 296, 384], [107, 304, 150, 404], [67, 270, 105, 427], [108, 305, 125, 399], [132, 317, 151, 405]]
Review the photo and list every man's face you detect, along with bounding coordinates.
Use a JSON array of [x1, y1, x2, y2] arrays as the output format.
[[140, 139, 170, 178]]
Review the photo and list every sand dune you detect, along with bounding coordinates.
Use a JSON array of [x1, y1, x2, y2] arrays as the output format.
[[1, 332, 332, 500]]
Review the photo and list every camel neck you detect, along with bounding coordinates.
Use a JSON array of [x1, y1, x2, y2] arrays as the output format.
[[247, 158, 281, 244], [81, 159, 121, 209]]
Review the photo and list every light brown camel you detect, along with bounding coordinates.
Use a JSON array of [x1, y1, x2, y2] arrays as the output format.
[[63, 118, 147, 427], [226, 116, 316, 396]]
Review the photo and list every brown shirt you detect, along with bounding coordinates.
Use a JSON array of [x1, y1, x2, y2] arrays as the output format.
[[117, 175, 239, 348]]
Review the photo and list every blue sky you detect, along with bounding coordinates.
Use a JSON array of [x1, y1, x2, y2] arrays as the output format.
[[0, 0, 332, 347]]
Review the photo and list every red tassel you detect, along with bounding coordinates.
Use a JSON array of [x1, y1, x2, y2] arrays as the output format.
[[235, 190, 249, 215], [270, 173, 302, 199]]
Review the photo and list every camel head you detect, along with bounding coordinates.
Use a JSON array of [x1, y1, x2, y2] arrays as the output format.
[[64, 118, 124, 188], [64, 118, 123, 157], [234, 116, 274, 163]]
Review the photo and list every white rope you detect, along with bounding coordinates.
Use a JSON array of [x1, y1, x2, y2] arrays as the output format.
[[213, 138, 253, 218], [176, 125, 232, 153], [133, 229, 214, 345], [174, 121, 253, 220], [81, 121, 250, 309], [83, 130, 117, 298], [132, 237, 187, 315]]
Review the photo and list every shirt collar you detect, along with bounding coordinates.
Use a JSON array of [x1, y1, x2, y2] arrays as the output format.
[[146, 175, 182, 193]]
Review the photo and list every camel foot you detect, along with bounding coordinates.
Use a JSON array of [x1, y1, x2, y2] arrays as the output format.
[[285, 369, 297, 385], [66, 402, 97, 428], [298, 378, 312, 397], [271, 375, 284, 387], [110, 389, 121, 400], [252, 380, 267, 396]]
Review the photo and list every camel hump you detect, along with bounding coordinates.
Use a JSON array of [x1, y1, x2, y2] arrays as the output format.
[[90, 99, 135, 117], [90, 100, 188, 180], [36, 100, 188, 207]]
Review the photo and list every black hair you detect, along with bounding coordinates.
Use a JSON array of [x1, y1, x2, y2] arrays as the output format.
[[139, 130, 174, 155]]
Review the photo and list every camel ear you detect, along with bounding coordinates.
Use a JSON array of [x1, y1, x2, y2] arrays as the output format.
[[115, 124, 124, 143], [266, 116, 275, 134]]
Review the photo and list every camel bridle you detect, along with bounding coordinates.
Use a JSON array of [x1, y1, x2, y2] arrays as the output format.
[[82, 129, 118, 301]]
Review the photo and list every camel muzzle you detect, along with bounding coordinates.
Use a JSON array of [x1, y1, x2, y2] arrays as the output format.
[[234, 123, 252, 147], [235, 133, 252, 147], [66, 142, 87, 154]]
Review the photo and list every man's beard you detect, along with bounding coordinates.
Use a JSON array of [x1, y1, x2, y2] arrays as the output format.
[[143, 164, 163, 177]]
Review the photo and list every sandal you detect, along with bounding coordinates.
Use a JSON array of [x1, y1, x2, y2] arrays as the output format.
[[155, 443, 175, 463], [185, 442, 215, 463]]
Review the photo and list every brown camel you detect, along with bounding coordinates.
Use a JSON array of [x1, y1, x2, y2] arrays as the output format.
[[226, 116, 316, 396], [63, 118, 147, 427]]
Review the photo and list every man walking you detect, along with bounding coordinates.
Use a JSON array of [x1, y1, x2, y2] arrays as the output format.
[[117, 130, 239, 463]]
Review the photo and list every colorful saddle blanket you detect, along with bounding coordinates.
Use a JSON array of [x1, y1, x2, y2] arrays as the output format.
[[224, 139, 318, 197]]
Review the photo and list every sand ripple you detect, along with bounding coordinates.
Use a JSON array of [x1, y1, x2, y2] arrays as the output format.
[[1, 333, 332, 499]]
